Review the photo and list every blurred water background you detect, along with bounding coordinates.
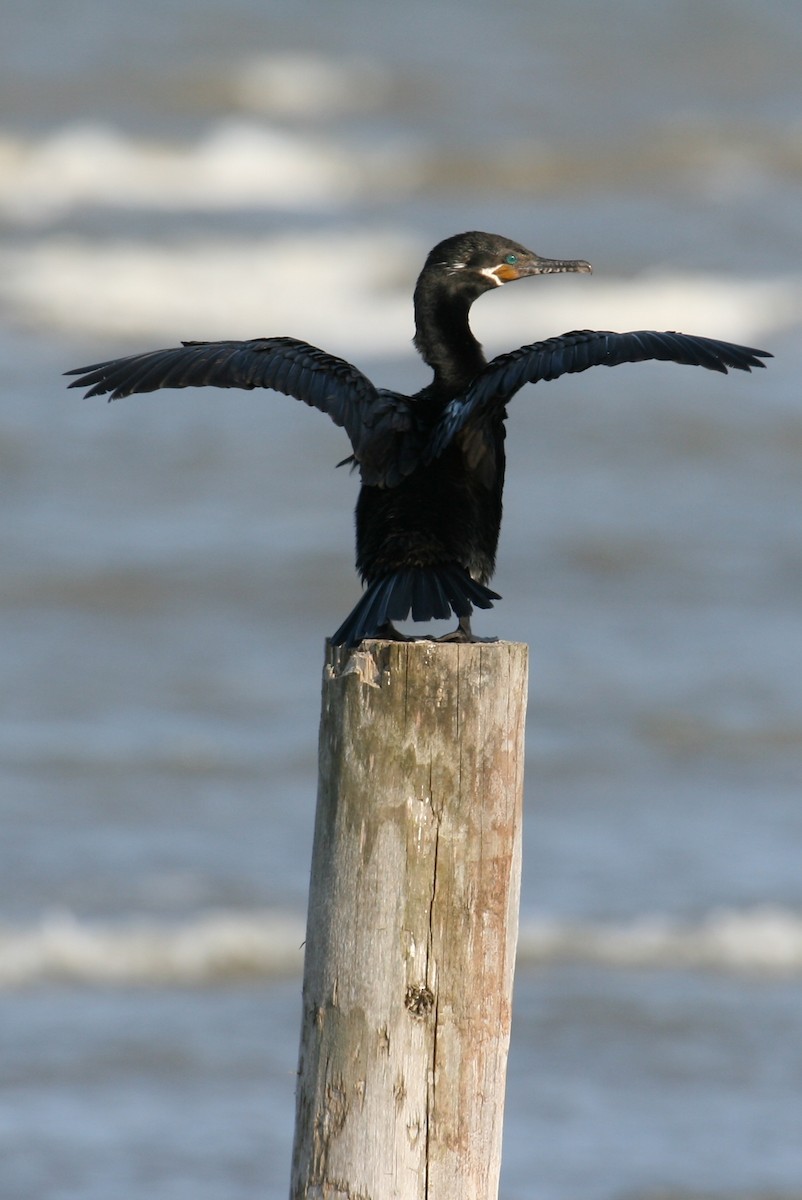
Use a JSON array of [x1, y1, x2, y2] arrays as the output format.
[[1, 2, 802, 1198]]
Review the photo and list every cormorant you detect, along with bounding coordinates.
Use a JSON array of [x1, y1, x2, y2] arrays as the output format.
[[66, 230, 770, 646]]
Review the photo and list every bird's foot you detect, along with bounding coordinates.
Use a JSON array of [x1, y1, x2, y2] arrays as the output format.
[[365, 617, 499, 645], [435, 616, 498, 644], [371, 621, 416, 642]]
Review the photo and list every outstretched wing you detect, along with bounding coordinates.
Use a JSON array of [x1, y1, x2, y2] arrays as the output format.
[[66, 337, 417, 486], [428, 329, 771, 461]]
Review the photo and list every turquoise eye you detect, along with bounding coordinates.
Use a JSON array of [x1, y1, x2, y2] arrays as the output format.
[[505, 254, 518, 265]]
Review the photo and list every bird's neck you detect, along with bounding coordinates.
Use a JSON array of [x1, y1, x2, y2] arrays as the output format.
[[413, 282, 486, 396]]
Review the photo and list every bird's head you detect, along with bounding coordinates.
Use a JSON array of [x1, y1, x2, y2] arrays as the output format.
[[413, 231, 593, 386], [422, 231, 592, 299]]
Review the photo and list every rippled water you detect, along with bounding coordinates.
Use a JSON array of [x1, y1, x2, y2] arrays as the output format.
[[2, 3, 802, 1197]]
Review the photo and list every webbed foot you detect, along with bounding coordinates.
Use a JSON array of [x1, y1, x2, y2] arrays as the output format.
[[435, 615, 498, 644]]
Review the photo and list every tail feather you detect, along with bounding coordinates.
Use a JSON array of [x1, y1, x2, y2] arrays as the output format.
[[426, 571, 453, 621], [330, 565, 501, 647], [354, 575, 395, 635], [439, 564, 498, 616]]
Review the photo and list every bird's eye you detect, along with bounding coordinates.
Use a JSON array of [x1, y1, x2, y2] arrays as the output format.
[[505, 254, 518, 265]]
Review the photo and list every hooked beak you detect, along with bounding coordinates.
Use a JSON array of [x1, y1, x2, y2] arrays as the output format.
[[494, 254, 593, 283]]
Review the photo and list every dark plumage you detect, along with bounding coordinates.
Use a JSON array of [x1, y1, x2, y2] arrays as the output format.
[[66, 230, 770, 645]]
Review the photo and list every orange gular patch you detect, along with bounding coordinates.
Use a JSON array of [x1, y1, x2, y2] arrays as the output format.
[[492, 262, 521, 283]]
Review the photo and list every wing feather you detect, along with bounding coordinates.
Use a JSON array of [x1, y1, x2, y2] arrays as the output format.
[[66, 337, 418, 487], [428, 329, 771, 460]]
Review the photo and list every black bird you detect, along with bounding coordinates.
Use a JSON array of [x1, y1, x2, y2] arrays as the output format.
[[66, 230, 770, 645]]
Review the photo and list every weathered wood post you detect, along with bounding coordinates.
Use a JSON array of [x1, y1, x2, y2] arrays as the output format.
[[290, 638, 528, 1200]]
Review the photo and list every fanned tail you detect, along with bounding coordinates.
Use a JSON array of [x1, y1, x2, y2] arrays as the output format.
[[330, 566, 501, 647]]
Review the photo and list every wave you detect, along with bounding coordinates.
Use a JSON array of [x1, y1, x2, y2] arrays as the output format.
[[0, 910, 305, 989], [0, 121, 415, 223], [2, 229, 797, 350], [232, 52, 386, 119], [0, 229, 416, 352], [517, 906, 802, 975], [3, 906, 802, 989], [2, 115, 800, 227]]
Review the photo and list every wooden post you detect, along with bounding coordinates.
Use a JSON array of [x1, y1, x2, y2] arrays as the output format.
[[290, 638, 528, 1200]]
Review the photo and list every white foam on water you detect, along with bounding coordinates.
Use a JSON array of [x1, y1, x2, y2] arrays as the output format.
[[3, 906, 802, 989], [3, 229, 797, 353], [517, 906, 802, 974], [0, 910, 305, 989], [0, 121, 414, 223], [232, 52, 386, 117], [2, 230, 417, 354]]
